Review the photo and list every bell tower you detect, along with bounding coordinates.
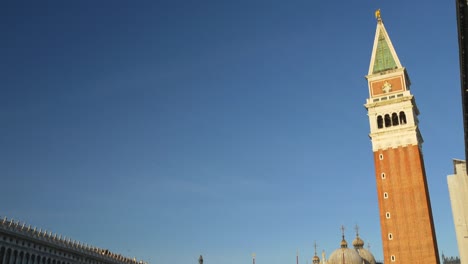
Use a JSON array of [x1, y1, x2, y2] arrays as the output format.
[[364, 10, 440, 264]]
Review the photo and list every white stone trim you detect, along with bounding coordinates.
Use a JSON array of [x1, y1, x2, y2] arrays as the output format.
[[369, 126, 421, 151]]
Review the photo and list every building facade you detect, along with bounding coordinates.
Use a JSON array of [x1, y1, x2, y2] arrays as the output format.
[[447, 160, 468, 263], [0, 217, 145, 264], [364, 11, 440, 264]]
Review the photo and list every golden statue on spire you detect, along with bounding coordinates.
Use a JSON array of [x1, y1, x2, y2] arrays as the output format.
[[375, 9, 381, 21]]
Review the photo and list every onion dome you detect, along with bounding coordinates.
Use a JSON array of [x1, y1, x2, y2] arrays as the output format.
[[340, 238, 348, 248], [352, 236, 364, 248]]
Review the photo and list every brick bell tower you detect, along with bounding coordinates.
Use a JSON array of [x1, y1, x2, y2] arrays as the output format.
[[364, 10, 440, 264]]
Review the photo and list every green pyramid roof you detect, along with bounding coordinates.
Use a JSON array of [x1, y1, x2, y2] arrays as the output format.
[[372, 29, 398, 74]]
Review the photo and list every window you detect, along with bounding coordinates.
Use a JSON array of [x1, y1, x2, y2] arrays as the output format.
[[399, 111, 407, 124], [386, 212, 391, 219], [379, 154, 384, 160], [388, 233, 393, 240], [384, 114, 391, 127], [391, 113, 399, 126], [391, 255, 396, 262], [377, 116, 383, 129], [381, 173, 386, 179], [384, 192, 389, 199]]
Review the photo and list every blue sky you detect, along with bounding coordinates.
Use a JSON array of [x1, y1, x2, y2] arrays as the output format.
[[1, 1, 461, 263]]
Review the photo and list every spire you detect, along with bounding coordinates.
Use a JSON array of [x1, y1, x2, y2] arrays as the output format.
[[340, 225, 348, 248], [368, 9, 403, 75], [312, 242, 320, 264]]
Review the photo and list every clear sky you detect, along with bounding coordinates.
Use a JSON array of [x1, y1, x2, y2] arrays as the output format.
[[1, 1, 462, 264]]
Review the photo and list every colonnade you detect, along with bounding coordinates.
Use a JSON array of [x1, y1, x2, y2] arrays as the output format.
[[0, 246, 70, 264]]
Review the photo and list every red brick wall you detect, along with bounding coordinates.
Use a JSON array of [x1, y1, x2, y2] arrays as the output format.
[[373, 145, 440, 264]]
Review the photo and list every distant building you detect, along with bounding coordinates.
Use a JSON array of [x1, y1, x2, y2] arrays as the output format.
[[0, 217, 146, 264], [363, 10, 440, 264], [442, 253, 461, 264]]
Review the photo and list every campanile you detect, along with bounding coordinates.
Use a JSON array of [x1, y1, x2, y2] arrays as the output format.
[[364, 11, 440, 264]]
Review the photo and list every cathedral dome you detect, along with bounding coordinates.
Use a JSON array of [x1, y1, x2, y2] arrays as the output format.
[[327, 247, 363, 264], [328, 236, 363, 264]]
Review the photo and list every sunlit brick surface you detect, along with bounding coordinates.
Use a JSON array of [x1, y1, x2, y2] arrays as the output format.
[[373, 145, 439, 264]]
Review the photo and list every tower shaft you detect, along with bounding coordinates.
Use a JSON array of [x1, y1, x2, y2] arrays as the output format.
[[364, 14, 440, 264]]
